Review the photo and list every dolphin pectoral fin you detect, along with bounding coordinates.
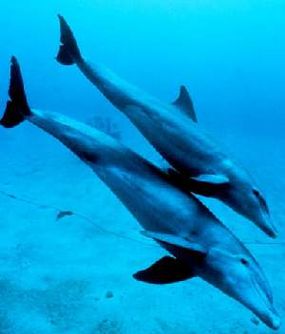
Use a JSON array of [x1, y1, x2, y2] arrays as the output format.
[[166, 169, 229, 196], [190, 174, 229, 185], [133, 256, 195, 284], [141, 230, 207, 254], [185, 174, 230, 196], [172, 85, 197, 122]]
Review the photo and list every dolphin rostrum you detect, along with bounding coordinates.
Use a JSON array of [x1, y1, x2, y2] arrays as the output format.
[[55, 15, 277, 238], [0, 57, 280, 330]]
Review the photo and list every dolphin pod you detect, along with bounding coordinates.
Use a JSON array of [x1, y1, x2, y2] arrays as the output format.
[[55, 15, 277, 238], [0, 57, 280, 330]]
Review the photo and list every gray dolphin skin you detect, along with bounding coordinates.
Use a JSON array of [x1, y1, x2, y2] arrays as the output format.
[[0, 57, 280, 330], [55, 15, 277, 238]]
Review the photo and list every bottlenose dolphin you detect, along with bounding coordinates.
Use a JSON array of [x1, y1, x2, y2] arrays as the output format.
[[0, 57, 280, 330], [55, 15, 277, 238]]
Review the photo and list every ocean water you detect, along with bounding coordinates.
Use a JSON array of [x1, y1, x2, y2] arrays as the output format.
[[0, 1, 284, 333]]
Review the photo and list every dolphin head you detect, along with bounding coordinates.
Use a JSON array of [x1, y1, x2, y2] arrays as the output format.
[[225, 170, 277, 238], [204, 247, 280, 330], [241, 185, 276, 238], [248, 186, 277, 237]]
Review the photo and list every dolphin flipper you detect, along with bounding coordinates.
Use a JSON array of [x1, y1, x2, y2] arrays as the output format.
[[167, 168, 229, 196], [188, 174, 230, 196], [172, 85, 197, 122], [191, 174, 229, 185], [167, 168, 229, 186], [141, 230, 207, 254], [133, 256, 195, 284], [190, 174, 230, 186]]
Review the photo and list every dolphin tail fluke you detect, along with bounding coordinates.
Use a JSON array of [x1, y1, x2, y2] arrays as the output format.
[[0, 57, 31, 128], [56, 15, 82, 65]]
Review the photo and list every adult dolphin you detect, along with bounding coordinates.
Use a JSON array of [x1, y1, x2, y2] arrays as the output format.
[[55, 15, 277, 238], [0, 57, 280, 330]]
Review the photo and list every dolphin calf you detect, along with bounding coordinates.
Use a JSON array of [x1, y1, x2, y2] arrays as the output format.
[[55, 15, 277, 238], [0, 57, 280, 329]]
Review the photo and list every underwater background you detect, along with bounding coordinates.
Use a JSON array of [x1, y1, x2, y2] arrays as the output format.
[[0, 0, 284, 333]]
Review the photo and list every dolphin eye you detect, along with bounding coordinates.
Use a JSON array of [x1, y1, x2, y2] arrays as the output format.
[[240, 258, 249, 266], [253, 189, 269, 214]]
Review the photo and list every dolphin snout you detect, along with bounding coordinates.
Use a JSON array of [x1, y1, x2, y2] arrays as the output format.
[[263, 307, 281, 330], [251, 290, 280, 330], [271, 313, 281, 330], [251, 273, 280, 330], [258, 214, 278, 239]]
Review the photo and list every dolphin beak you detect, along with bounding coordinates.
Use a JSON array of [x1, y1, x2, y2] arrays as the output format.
[[259, 215, 278, 238], [250, 274, 281, 330], [251, 294, 281, 330], [271, 312, 281, 330], [263, 307, 281, 330]]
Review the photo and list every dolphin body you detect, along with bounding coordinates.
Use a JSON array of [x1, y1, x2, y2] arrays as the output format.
[[0, 57, 280, 330], [55, 15, 277, 238]]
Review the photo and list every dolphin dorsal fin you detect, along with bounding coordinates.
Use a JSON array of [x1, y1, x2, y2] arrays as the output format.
[[141, 230, 207, 254], [172, 85, 198, 122]]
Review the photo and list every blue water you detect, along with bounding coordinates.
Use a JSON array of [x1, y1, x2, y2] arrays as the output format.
[[0, 1, 284, 333]]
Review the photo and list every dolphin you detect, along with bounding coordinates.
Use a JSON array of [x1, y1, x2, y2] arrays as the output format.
[[0, 57, 280, 330], [55, 15, 277, 238]]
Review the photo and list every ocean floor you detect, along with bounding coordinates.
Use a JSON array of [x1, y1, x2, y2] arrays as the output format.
[[0, 122, 284, 334]]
